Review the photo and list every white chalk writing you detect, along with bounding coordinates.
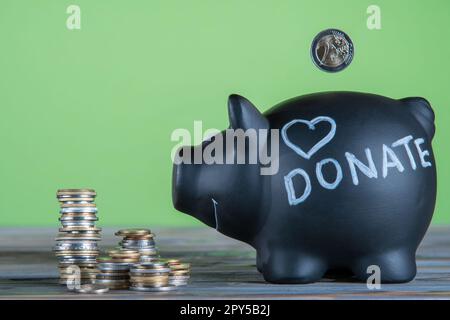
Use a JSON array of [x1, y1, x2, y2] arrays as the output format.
[[282, 116, 432, 206]]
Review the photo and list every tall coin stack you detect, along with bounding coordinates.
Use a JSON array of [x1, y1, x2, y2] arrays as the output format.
[[54, 189, 101, 285], [115, 229, 159, 262], [129, 261, 175, 292]]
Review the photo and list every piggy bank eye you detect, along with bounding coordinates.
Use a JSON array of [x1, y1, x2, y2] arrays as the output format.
[[204, 135, 215, 142], [202, 135, 215, 147]]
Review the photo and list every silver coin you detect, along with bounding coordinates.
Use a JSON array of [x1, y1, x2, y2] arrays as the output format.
[[61, 222, 96, 227], [94, 279, 130, 284], [60, 220, 96, 225], [98, 262, 131, 270], [96, 274, 129, 278], [73, 284, 109, 294], [120, 241, 155, 248], [57, 194, 95, 202], [60, 229, 100, 234], [58, 199, 95, 204], [58, 261, 98, 265], [169, 281, 188, 286], [129, 268, 171, 275], [58, 254, 97, 259], [169, 275, 190, 280], [58, 194, 95, 199], [55, 247, 99, 252], [60, 216, 98, 221], [59, 220, 98, 225], [59, 263, 97, 267], [129, 281, 169, 287], [121, 246, 156, 252], [133, 261, 168, 268], [60, 270, 99, 276], [58, 230, 101, 235], [55, 235, 101, 241], [96, 271, 129, 276], [120, 244, 156, 252], [61, 200, 95, 204], [60, 207, 98, 213], [60, 280, 95, 286], [169, 279, 189, 283], [60, 214, 97, 219], [55, 239, 98, 245], [61, 222, 97, 228], [169, 280, 189, 285], [139, 256, 160, 263], [58, 258, 98, 264], [120, 239, 155, 244], [54, 245, 98, 251], [59, 223, 97, 229], [138, 247, 158, 253], [59, 216, 98, 223], [55, 240, 98, 244], [129, 285, 176, 292], [97, 267, 131, 272], [311, 28, 354, 72]]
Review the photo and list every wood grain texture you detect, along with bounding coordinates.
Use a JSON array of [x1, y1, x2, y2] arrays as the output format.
[[0, 226, 449, 300]]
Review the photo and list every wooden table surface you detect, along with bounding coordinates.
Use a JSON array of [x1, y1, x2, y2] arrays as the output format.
[[0, 226, 449, 300]]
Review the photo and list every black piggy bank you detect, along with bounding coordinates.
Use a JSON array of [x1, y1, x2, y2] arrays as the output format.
[[172, 92, 436, 284]]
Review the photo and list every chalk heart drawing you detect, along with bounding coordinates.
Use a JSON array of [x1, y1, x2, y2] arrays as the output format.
[[281, 116, 337, 160]]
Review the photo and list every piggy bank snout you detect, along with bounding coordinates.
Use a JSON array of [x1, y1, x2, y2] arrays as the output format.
[[172, 147, 192, 213], [172, 146, 217, 228]]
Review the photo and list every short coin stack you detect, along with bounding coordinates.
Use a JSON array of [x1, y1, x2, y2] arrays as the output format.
[[166, 259, 191, 286], [54, 189, 101, 285], [115, 229, 159, 262], [95, 260, 131, 290], [129, 261, 175, 292]]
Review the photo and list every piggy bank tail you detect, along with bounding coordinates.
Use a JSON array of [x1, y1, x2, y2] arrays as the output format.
[[400, 97, 435, 140]]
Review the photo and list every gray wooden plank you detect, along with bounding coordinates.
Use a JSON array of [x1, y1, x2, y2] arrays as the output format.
[[0, 226, 449, 299]]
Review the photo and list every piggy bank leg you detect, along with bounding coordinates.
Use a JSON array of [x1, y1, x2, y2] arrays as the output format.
[[351, 249, 416, 283], [262, 251, 328, 284]]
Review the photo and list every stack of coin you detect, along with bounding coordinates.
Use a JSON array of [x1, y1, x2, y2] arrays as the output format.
[[95, 260, 131, 290], [115, 229, 159, 262], [54, 189, 101, 285], [129, 262, 175, 292], [165, 259, 191, 286]]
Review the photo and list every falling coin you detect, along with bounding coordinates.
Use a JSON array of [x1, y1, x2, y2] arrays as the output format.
[[311, 28, 354, 72]]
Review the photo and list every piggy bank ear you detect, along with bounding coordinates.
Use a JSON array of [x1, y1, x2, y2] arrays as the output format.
[[400, 97, 435, 139], [228, 94, 269, 131]]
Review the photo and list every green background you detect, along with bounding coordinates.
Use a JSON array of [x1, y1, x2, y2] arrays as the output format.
[[0, 0, 448, 227]]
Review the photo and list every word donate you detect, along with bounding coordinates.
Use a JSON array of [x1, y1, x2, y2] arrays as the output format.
[[282, 116, 432, 206]]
